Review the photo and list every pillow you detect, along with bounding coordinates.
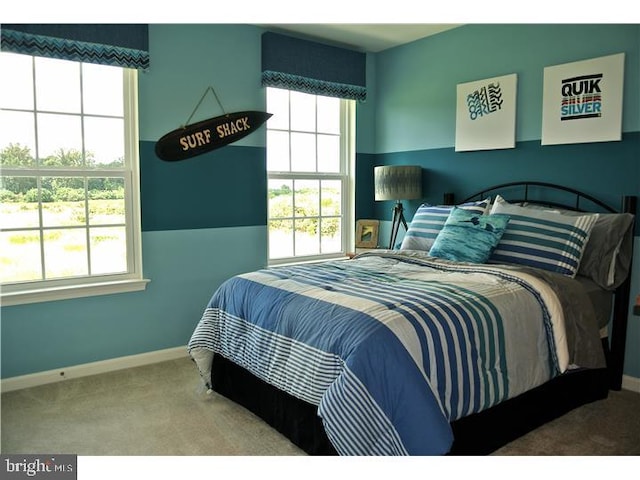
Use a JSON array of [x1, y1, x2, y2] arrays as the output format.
[[489, 195, 598, 277], [429, 207, 510, 263], [548, 211, 634, 289], [520, 203, 635, 289], [400, 198, 491, 252]]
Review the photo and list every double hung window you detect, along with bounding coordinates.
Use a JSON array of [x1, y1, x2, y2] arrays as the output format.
[[266, 87, 354, 264], [0, 52, 145, 305]]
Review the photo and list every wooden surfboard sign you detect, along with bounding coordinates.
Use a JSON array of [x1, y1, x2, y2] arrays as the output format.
[[155, 110, 272, 162]]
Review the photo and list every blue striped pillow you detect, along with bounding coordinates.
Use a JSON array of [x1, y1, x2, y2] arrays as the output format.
[[489, 195, 598, 277], [400, 199, 491, 252]]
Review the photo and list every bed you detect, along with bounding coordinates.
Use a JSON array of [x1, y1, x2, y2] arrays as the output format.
[[188, 182, 636, 455]]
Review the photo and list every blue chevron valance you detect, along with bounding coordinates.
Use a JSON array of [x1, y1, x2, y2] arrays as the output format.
[[0, 24, 149, 69], [261, 32, 366, 101]]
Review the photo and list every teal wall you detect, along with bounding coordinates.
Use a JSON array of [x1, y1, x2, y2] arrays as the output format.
[[367, 24, 640, 378], [1, 24, 273, 378], [375, 24, 639, 152], [2, 24, 639, 381]]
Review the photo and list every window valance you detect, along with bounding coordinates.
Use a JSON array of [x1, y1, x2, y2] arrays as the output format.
[[261, 31, 366, 101], [0, 24, 149, 69]]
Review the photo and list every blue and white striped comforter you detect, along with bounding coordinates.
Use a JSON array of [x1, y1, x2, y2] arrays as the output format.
[[188, 250, 571, 455]]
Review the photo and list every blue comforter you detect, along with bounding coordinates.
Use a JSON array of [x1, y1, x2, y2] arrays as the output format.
[[188, 250, 572, 455]]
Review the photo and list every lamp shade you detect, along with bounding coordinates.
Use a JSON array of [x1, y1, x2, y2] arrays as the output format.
[[374, 165, 422, 201]]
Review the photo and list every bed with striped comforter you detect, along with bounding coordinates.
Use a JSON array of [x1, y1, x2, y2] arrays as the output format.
[[188, 250, 596, 455]]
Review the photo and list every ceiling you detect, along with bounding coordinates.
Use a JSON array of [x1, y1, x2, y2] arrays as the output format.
[[261, 24, 463, 52]]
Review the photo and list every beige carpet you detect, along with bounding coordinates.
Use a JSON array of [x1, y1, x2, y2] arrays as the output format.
[[2, 357, 639, 456], [1, 357, 303, 456], [492, 388, 640, 455]]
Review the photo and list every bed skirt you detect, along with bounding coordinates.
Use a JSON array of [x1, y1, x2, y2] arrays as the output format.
[[209, 352, 610, 455]]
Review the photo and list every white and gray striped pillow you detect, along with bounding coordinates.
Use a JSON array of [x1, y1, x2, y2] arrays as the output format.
[[489, 195, 598, 277]]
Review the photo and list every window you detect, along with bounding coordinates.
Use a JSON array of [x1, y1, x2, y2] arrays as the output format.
[[0, 52, 146, 305], [266, 88, 354, 264]]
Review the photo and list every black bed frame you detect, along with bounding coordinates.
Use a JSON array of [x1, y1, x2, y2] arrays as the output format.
[[207, 182, 637, 456]]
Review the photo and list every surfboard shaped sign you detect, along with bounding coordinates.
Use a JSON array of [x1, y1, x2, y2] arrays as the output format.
[[155, 111, 272, 161]]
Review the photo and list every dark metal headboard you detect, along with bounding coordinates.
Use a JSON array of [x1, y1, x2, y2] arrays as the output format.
[[462, 181, 620, 213], [462, 181, 636, 391]]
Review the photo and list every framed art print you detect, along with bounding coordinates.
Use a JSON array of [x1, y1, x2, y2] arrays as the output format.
[[541, 53, 624, 145], [355, 219, 379, 248], [455, 73, 517, 152]]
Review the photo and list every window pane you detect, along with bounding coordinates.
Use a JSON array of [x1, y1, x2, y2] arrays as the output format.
[[0, 53, 34, 110], [266, 88, 289, 130], [294, 180, 319, 217], [290, 132, 315, 172], [83, 63, 123, 116], [37, 113, 83, 162], [295, 219, 319, 256], [321, 180, 342, 216], [268, 179, 293, 219], [90, 226, 127, 274], [321, 218, 341, 253], [88, 177, 125, 225], [290, 91, 315, 132], [41, 200, 86, 228], [269, 219, 293, 259], [0, 111, 36, 165], [0, 230, 42, 282], [266, 130, 290, 172], [317, 96, 340, 134], [41, 176, 86, 227], [0, 180, 39, 228], [43, 228, 88, 279], [84, 117, 125, 167], [317, 134, 340, 173], [35, 57, 81, 114]]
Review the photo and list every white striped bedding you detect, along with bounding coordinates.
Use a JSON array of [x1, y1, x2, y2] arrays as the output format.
[[188, 250, 573, 455]]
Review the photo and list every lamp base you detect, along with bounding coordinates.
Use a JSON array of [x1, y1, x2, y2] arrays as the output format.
[[388, 201, 409, 249]]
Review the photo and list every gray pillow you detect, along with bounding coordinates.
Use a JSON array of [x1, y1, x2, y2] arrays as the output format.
[[575, 213, 634, 290]]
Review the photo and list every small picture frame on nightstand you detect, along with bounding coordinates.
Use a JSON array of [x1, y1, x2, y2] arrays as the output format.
[[355, 219, 379, 248]]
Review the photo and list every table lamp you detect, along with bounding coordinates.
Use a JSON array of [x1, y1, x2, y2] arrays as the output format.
[[374, 165, 423, 249]]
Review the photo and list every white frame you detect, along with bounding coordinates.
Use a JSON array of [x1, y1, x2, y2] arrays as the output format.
[[0, 59, 147, 306], [455, 73, 517, 152], [541, 53, 625, 146], [266, 88, 354, 265]]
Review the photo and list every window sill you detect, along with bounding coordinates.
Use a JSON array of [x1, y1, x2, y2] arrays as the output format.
[[1, 278, 151, 307], [268, 254, 350, 268]]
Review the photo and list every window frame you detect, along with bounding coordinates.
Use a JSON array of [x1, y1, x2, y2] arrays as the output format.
[[0, 55, 148, 306], [266, 88, 355, 266]]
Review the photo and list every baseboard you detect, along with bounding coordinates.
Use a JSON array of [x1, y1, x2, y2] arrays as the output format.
[[622, 374, 640, 393], [2, 348, 637, 395], [1, 346, 189, 393]]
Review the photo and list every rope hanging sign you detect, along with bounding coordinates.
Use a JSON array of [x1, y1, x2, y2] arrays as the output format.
[[155, 86, 272, 162]]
